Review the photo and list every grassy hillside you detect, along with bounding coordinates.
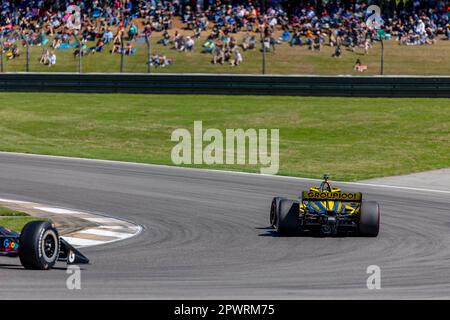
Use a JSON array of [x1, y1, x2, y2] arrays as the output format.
[[0, 93, 448, 180], [4, 30, 450, 75]]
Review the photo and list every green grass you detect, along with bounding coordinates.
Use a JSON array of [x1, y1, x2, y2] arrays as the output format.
[[0, 206, 43, 232], [0, 217, 43, 232], [4, 30, 450, 75], [0, 207, 28, 216], [0, 92, 448, 181]]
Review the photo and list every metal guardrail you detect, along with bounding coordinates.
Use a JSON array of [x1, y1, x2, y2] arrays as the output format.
[[0, 73, 450, 97]]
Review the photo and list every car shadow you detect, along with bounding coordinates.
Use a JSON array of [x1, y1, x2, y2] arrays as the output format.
[[257, 226, 359, 238], [255, 226, 273, 230], [0, 263, 26, 270], [0, 262, 85, 271]]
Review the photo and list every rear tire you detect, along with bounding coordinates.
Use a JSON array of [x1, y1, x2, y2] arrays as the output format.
[[19, 221, 60, 270], [359, 201, 380, 237], [269, 197, 284, 228], [276, 199, 300, 235]]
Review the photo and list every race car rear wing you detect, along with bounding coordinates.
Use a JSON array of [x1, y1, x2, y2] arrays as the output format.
[[302, 191, 362, 202]]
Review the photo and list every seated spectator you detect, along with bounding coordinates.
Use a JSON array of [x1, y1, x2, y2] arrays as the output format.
[[212, 40, 224, 64], [111, 37, 121, 54], [281, 30, 291, 42], [36, 32, 47, 46], [221, 33, 231, 48], [102, 29, 114, 44], [231, 49, 243, 66], [174, 33, 185, 51], [353, 59, 368, 72], [148, 54, 174, 68], [311, 33, 323, 51], [202, 39, 215, 53], [148, 53, 160, 66], [125, 42, 134, 55], [185, 36, 195, 51], [198, 13, 208, 31], [52, 33, 62, 49], [158, 30, 171, 46], [229, 36, 237, 50], [445, 24, 450, 40], [332, 45, 342, 58], [88, 39, 104, 54], [6, 44, 19, 60], [329, 31, 337, 47], [49, 15, 61, 36], [128, 23, 138, 40], [305, 29, 315, 47], [48, 51, 56, 66], [241, 33, 256, 51], [193, 27, 201, 39], [39, 49, 49, 65], [160, 55, 173, 67], [223, 48, 232, 63], [163, 16, 172, 30], [73, 44, 87, 57]]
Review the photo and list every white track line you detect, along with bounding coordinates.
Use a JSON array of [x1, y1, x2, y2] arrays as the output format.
[[98, 226, 127, 230], [85, 217, 123, 223], [34, 207, 88, 215], [61, 237, 105, 247], [78, 228, 134, 239], [0, 198, 30, 204]]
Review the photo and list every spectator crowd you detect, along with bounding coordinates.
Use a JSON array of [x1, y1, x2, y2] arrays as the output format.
[[0, 0, 449, 69]]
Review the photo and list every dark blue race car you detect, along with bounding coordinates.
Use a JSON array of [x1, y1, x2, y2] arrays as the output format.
[[0, 220, 89, 270]]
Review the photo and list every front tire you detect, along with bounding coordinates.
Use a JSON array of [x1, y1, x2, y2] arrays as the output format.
[[19, 221, 60, 270], [359, 201, 380, 237]]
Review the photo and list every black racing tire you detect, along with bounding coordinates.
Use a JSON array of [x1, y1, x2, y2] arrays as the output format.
[[276, 199, 300, 235], [359, 201, 380, 237], [269, 197, 285, 228], [19, 221, 60, 270]]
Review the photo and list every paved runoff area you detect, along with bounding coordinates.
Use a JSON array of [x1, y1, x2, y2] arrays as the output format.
[[0, 198, 141, 248], [362, 168, 450, 192]]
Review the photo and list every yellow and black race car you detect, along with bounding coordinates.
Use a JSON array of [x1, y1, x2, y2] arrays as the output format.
[[269, 175, 380, 236]]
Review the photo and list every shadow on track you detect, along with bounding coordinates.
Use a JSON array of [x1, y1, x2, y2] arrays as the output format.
[[0, 262, 84, 271], [256, 227, 359, 238]]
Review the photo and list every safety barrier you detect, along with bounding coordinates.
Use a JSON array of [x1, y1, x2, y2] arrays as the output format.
[[0, 73, 449, 97]]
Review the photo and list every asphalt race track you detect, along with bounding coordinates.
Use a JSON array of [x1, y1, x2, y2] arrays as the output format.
[[0, 152, 449, 299]]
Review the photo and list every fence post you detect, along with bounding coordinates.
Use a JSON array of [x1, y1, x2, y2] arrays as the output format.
[[74, 34, 83, 73], [20, 31, 30, 72], [146, 35, 151, 74], [380, 39, 384, 75], [261, 0, 266, 75], [261, 33, 266, 75], [0, 32, 3, 73], [120, 34, 124, 73], [16, 31, 30, 72], [26, 41, 30, 72], [79, 40, 82, 73]]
